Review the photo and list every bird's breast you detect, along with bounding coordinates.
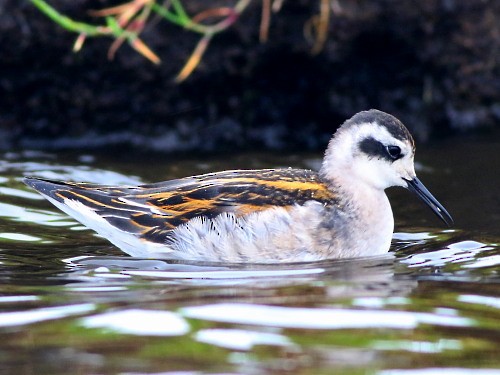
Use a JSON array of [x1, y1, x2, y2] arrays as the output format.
[[164, 193, 393, 263], [166, 201, 334, 262]]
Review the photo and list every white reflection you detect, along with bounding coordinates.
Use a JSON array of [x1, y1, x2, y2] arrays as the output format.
[[401, 240, 492, 268], [463, 255, 500, 269], [458, 295, 500, 309], [0, 232, 41, 242], [4, 160, 143, 186], [196, 328, 292, 350], [0, 295, 39, 303], [0, 202, 74, 226], [0, 187, 45, 200], [93, 273, 131, 279], [31, 169, 142, 186], [124, 268, 325, 279], [0, 304, 95, 327], [81, 309, 190, 336], [447, 240, 488, 250], [181, 303, 473, 330], [352, 297, 411, 308]]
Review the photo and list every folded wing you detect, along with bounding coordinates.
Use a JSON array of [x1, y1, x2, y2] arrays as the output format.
[[24, 169, 336, 246]]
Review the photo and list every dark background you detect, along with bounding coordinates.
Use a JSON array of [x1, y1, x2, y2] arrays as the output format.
[[1, 0, 499, 153]]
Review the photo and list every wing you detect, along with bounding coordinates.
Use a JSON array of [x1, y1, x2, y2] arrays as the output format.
[[24, 169, 337, 246]]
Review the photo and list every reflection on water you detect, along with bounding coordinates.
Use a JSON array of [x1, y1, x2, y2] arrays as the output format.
[[0, 143, 499, 374], [81, 309, 190, 336], [180, 303, 473, 329]]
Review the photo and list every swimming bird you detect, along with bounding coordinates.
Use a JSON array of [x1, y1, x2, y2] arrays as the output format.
[[24, 109, 452, 263]]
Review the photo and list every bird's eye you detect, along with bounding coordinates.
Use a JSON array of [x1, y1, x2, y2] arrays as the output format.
[[386, 145, 402, 159]]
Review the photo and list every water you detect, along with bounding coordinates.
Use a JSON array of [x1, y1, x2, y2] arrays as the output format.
[[0, 134, 499, 374]]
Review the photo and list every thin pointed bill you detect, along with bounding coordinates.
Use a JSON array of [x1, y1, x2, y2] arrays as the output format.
[[404, 177, 453, 226]]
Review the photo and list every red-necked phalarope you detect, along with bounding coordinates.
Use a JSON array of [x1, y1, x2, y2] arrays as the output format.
[[24, 109, 453, 263]]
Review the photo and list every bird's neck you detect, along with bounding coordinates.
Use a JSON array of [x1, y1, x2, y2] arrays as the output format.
[[320, 170, 394, 258]]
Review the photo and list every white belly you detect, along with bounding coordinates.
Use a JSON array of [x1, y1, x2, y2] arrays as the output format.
[[167, 197, 394, 262]]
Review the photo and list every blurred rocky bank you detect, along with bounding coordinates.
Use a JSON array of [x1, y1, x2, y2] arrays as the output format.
[[0, 0, 499, 153]]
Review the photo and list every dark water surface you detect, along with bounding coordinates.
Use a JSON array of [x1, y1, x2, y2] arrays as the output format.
[[0, 133, 499, 374]]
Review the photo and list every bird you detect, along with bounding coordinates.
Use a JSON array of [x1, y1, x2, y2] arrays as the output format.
[[24, 109, 453, 263]]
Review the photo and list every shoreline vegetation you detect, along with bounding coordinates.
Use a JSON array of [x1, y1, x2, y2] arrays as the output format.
[[30, 0, 332, 83]]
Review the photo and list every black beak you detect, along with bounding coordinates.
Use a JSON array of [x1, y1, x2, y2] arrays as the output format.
[[404, 177, 453, 227]]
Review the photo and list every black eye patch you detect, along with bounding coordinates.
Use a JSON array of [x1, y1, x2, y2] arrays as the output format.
[[359, 137, 403, 162]]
